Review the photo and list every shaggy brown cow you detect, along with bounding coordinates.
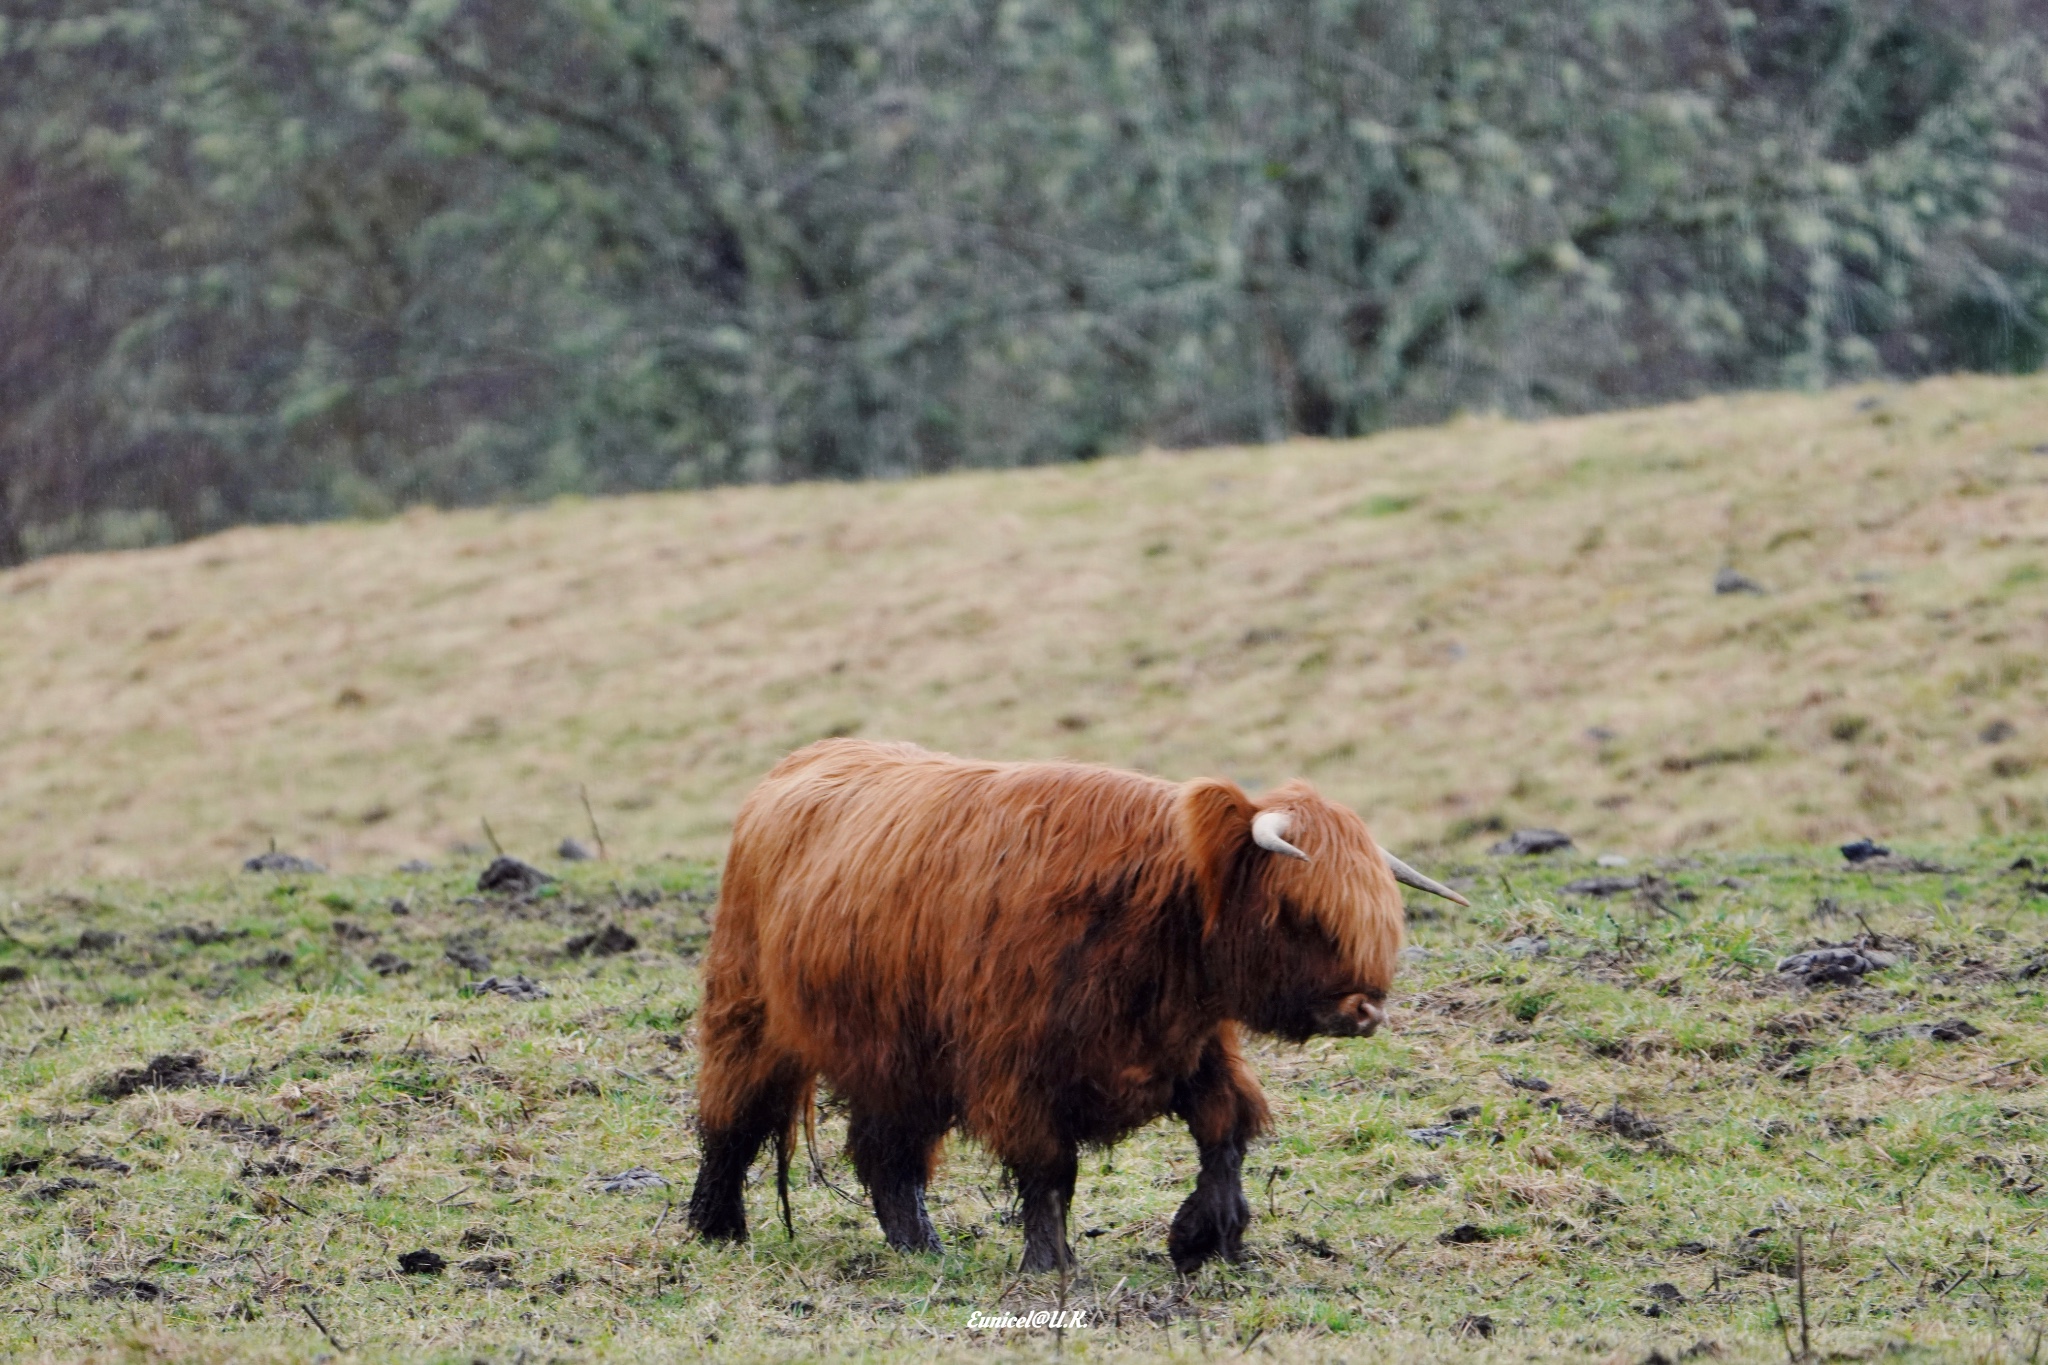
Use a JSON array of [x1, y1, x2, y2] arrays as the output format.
[[685, 739, 1467, 1272]]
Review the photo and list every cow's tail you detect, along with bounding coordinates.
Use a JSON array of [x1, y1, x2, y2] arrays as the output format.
[[802, 1081, 822, 1182], [775, 1076, 815, 1239]]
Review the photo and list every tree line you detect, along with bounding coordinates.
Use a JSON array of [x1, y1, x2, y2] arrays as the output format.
[[3, 0, 2045, 562]]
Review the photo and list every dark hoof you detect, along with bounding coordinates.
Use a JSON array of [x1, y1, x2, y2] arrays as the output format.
[[686, 1198, 748, 1243], [1018, 1242, 1073, 1274], [1168, 1192, 1248, 1272], [884, 1227, 942, 1256]]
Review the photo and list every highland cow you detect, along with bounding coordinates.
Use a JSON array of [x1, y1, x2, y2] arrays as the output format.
[[685, 739, 1466, 1272]]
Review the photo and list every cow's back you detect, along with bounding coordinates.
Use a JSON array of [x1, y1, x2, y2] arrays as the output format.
[[715, 739, 1191, 1116]]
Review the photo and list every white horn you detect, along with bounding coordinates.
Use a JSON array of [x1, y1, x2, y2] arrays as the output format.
[[1383, 850, 1471, 907], [1251, 810, 1310, 861]]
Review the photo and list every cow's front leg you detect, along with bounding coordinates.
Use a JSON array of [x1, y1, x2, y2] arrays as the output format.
[[847, 1108, 943, 1254], [1168, 1025, 1269, 1273], [1168, 1135, 1249, 1271], [1014, 1147, 1079, 1273]]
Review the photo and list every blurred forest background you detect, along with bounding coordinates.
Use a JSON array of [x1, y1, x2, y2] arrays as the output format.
[[4, 0, 2048, 564]]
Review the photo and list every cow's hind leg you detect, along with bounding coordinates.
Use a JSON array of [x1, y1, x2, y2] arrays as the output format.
[[1168, 1026, 1269, 1273], [687, 1035, 808, 1243], [1013, 1147, 1079, 1273], [847, 1108, 944, 1254]]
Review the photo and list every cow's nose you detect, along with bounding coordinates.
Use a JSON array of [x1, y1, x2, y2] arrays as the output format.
[[1338, 993, 1384, 1036]]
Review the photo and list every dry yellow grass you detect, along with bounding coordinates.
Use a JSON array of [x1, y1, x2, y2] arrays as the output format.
[[5, 372, 2048, 883]]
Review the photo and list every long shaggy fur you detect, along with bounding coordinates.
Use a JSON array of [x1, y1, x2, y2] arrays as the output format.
[[687, 738, 1407, 1268]]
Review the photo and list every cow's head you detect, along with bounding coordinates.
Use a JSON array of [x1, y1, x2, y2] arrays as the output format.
[[1179, 777, 1468, 1042]]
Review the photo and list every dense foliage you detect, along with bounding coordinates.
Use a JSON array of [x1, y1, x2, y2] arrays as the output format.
[[3, 0, 2046, 561]]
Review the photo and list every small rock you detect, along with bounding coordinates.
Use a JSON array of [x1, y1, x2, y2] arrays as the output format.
[[478, 857, 554, 895], [1713, 567, 1766, 595], [1778, 942, 1896, 986], [397, 1249, 447, 1276], [367, 951, 412, 977], [1596, 853, 1631, 867], [1406, 1124, 1463, 1148], [1644, 1281, 1685, 1304], [473, 975, 549, 1002], [1981, 719, 2017, 744], [1671, 1241, 1710, 1255], [194, 1111, 283, 1144], [1453, 1313, 1494, 1338], [1839, 838, 1891, 864], [565, 924, 638, 957], [156, 922, 231, 946], [397, 860, 435, 874], [24, 1177, 96, 1202], [1562, 875, 1639, 898], [1488, 828, 1574, 856], [76, 930, 123, 952], [242, 850, 326, 874], [95, 1053, 212, 1101], [388, 898, 411, 916], [558, 838, 596, 862], [1504, 935, 1550, 960], [593, 1166, 667, 1194], [88, 1277, 162, 1301], [1438, 1223, 1492, 1245], [1595, 1105, 1664, 1140], [1446, 1104, 1482, 1122], [1866, 1018, 1980, 1044], [68, 1153, 130, 1175], [444, 945, 492, 974], [1503, 1073, 1552, 1093]]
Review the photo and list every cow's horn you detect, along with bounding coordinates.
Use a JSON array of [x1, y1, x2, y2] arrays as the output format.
[[1251, 810, 1310, 861], [1383, 850, 1471, 907]]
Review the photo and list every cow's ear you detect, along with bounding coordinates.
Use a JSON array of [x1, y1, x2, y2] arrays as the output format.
[[1176, 777, 1256, 938]]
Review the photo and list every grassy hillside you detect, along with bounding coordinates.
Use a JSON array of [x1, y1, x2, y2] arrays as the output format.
[[5, 373, 2048, 883], [0, 849, 2041, 1361]]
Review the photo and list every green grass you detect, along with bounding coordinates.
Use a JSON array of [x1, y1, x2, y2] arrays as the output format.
[[2, 846, 2045, 1362]]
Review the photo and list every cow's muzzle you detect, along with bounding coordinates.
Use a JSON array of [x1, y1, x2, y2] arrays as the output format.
[[1316, 993, 1386, 1037]]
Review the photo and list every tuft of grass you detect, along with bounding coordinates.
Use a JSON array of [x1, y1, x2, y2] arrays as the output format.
[[3, 374, 2048, 883], [0, 849, 2041, 1360]]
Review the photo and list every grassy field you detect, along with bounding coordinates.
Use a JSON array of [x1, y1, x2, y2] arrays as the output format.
[[4, 377, 2048, 1361], [0, 847, 2043, 1362], [4, 373, 2048, 884]]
